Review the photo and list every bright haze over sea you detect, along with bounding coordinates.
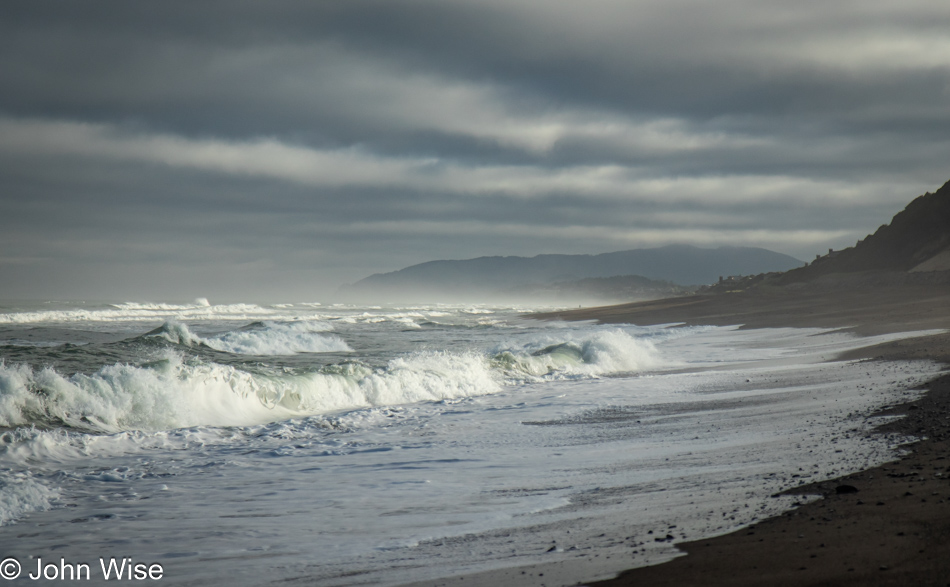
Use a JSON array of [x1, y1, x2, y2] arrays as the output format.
[[0, 300, 940, 585], [1, 2, 949, 300]]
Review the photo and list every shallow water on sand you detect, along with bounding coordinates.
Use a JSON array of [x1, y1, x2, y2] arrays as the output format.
[[0, 300, 940, 585]]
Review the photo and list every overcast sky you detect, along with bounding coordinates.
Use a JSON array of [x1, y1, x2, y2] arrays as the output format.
[[2, 1, 948, 301]]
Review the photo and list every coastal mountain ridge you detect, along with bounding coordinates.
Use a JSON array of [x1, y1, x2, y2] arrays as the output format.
[[776, 179, 950, 284], [342, 245, 804, 301], [534, 179, 950, 332]]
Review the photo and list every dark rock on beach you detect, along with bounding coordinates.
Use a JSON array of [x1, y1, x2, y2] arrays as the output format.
[[834, 485, 859, 495]]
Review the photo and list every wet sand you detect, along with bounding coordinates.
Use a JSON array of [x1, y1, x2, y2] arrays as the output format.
[[538, 282, 950, 586], [588, 346, 950, 586], [403, 282, 950, 587], [534, 282, 950, 336]]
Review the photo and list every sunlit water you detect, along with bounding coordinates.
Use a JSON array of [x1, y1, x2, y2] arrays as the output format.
[[0, 300, 941, 586]]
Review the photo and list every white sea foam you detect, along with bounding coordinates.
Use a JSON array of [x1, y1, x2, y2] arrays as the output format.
[[148, 320, 352, 355], [0, 329, 662, 432], [204, 321, 352, 354], [335, 312, 425, 328], [0, 471, 58, 526], [112, 299, 211, 311], [491, 329, 662, 380], [0, 425, 235, 469], [1, 427, 106, 465], [0, 301, 280, 324], [0, 353, 492, 431]]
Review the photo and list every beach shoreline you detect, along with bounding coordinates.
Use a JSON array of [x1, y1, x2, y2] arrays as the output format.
[[406, 283, 950, 587], [584, 336, 950, 587], [561, 284, 950, 586]]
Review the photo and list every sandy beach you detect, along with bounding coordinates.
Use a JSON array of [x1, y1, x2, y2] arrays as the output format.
[[398, 280, 950, 587], [527, 279, 950, 586]]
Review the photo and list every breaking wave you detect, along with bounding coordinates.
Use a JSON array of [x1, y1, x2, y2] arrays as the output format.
[[490, 329, 662, 380], [146, 321, 352, 355], [0, 329, 659, 432], [0, 300, 279, 324]]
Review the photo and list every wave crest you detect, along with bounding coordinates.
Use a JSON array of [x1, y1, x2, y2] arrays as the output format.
[[145, 321, 352, 355], [491, 329, 660, 380], [0, 302, 278, 324], [0, 329, 661, 432]]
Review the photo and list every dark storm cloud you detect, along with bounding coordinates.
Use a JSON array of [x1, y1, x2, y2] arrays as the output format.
[[1, 0, 948, 299], [4, 1, 948, 151]]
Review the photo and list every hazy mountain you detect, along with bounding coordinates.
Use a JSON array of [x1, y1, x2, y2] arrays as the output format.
[[507, 275, 698, 304], [341, 245, 804, 301]]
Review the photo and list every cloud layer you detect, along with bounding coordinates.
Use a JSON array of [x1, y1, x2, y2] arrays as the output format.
[[1, 1, 948, 300]]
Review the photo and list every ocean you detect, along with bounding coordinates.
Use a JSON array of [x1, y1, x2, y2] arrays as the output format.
[[0, 300, 940, 586]]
